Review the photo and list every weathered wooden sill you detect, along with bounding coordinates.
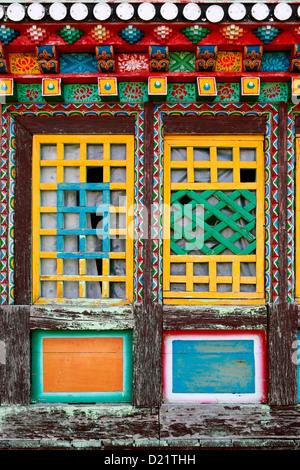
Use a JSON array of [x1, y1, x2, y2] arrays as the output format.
[[0, 404, 300, 449]]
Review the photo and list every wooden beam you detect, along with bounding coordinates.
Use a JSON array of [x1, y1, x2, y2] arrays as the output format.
[[132, 303, 163, 407], [160, 404, 300, 440], [267, 303, 298, 405], [0, 306, 31, 405], [163, 114, 267, 135], [30, 305, 133, 330], [14, 120, 32, 305], [163, 306, 267, 330], [0, 405, 159, 442], [14, 115, 136, 135]]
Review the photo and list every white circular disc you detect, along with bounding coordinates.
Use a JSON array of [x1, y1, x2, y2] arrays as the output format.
[[206, 5, 225, 23], [228, 3, 247, 21], [160, 3, 178, 21], [116, 3, 134, 21], [70, 3, 88, 21], [28, 3, 45, 21], [251, 3, 270, 21], [0, 5, 5, 20], [298, 5, 300, 17], [137, 3, 156, 21], [93, 3, 112, 21], [183, 3, 201, 21], [274, 3, 292, 21], [7, 3, 26, 21], [49, 2, 67, 21]]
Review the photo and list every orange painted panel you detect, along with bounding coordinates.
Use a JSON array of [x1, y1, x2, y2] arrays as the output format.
[[43, 337, 123, 393]]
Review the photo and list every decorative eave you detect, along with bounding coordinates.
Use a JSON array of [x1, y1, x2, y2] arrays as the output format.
[[0, 2, 300, 24]]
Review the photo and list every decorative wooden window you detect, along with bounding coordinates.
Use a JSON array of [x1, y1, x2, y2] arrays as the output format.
[[163, 134, 265, 305], [32, 134, 134, 305], [162, 330, 266, 403], [31, 330, 133, 403]]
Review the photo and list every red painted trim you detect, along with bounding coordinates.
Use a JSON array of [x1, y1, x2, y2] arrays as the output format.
[[4, 72, 292, 84]]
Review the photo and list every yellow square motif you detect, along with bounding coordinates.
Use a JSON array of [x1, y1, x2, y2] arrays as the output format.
[[241, 77, 260, 96], [98, 77, 118, 96], [197, 77, 217, 96], [0, 78, 13, 95], [148, 77, 167, 95], [292, 78, 300, 96], [42, 78, 61, 96]]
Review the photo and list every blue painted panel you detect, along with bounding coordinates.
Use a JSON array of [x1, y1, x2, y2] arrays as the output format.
[[60, 53, 98, 74], [172, 340, 255, 394], [260, 51, 290, 72]]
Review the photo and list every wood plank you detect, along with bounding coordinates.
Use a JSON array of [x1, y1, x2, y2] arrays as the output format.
[[0, 306, 31, 405], [160, 404, 300, 440], [0, 405, 158, 441], [267, 303, 298, 405], [14, 115, 136, 135], [163, 306, 267, 330], [30, 305, 133, 330], [14, 120, 32, 305], [132, 303, 163, 407], [163, 115, 267, 135]]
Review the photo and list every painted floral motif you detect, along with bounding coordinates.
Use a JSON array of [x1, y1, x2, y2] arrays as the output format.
[[167, 83, 196, 101], [120, 83, 145, 100], [260, 51, 290, 72], [9, 53, 41, 74], [117, 54, 149, 73], [217, 84, 235, 100], [25, 89, 39, 101], [17, 84, 44, 102], [262, 84, 281, 99], [259, 82, 288, 102], [73, 86, 94, 101], [215, 52, 242, 72], [170, 84, 188, 100]]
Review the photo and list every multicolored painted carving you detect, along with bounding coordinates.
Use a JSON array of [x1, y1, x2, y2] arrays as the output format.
[[36, 45, 59, 74], [14, 81, 289, 104], [149, 45, 169, 72], [195, 46, 218, 72], [95, 45, 115, 73], [243, 45, 263, 72]]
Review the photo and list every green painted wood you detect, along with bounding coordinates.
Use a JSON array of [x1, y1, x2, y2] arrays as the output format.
[[170, 189, 256, 256]]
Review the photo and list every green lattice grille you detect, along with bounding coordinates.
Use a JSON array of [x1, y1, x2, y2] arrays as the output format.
[[170, 189, 256, 256]]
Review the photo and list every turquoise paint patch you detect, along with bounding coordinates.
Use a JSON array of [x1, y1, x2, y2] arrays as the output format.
[[31, 330, 133, 404], [172, 339, 255, 394]]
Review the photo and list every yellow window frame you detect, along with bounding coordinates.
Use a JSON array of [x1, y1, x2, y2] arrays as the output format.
[[32, 134, 134, 305], [163, 134, 265, 305]]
